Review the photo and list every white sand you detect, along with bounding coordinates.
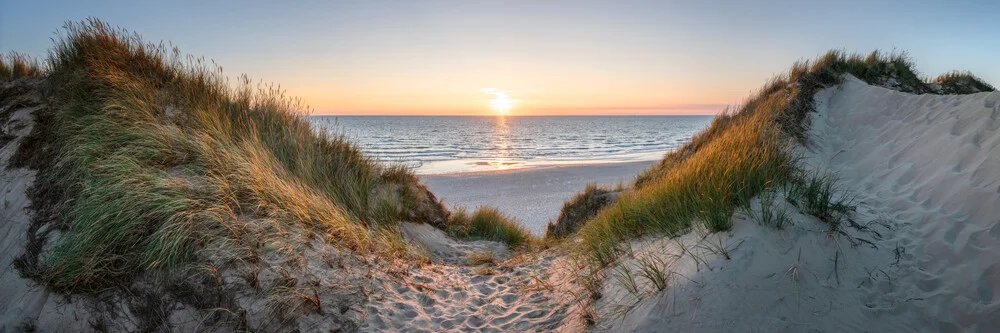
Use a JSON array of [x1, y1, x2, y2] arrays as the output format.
[[600, 75, 1000, 332], [422, 161, 654, 235]]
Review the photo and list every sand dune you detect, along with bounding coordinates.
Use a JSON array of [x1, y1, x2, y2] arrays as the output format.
[[602, 75, 1000, 332]]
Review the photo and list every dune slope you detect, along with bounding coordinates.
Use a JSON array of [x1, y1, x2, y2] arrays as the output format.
[[602, 75, 1000, 332]]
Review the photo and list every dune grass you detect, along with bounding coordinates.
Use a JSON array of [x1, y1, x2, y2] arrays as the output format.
[[15, 19, 436, 293], [0, 52, 44, 80], [447, 206, 535, 248], [783, 171, 854, 228], [546, 183, 621, 238], [575, 50, 992, 269], [932, 71, 996, 94]]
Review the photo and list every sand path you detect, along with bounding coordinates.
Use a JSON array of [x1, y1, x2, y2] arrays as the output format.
[[360, 223, 584, 332]]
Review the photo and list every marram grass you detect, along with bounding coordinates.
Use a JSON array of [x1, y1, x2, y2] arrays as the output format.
[[21, 19, 429, 292], [448, 206, 535, 248], [0, 52, 44, 79]]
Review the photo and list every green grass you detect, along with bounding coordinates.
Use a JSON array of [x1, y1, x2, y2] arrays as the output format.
[[749, 188, 790, 229], [574, 50, 992, 269], [447, 206, 535, 248], [783, 171, 853, 228], [15, 19, 438, 293], [0, 52, 44, 80]]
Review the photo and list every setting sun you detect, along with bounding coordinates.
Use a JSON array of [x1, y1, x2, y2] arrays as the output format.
[[482, 88, 517, 114]]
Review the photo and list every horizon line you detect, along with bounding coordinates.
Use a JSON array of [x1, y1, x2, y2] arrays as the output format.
[[307, 113, 720, 117]]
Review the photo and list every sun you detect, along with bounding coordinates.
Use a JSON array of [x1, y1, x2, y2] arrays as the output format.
[[482, 88, 517, 115], [490, 93, 514, 114]]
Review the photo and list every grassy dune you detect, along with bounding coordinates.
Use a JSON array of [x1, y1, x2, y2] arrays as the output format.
[[11, 19, 455, 293], [933, 71, 996, 94], [570, 50, 995, 268]]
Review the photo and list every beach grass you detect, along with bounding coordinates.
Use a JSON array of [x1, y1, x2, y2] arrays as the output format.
[[0, 52, 44, 79], [447, 206, 535, 248], [932, 71, 996, 94], [783, 171, 854, 228], [14, 18, 438, 293]]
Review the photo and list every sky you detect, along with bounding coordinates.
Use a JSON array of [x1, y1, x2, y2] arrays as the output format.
[[2, 0, 998, 116]]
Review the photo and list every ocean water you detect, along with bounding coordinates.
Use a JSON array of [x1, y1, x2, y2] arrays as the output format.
[[309, 116, 714, 174]]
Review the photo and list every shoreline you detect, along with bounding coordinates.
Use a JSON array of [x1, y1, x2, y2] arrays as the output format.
[[417, 158, 660, 177], [420, 160, 655, 235]]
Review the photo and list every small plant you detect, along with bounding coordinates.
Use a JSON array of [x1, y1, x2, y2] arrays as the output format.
[[784, 171, 853, 228], [613, 262, 642, 301], [636, 254, 669, 292], [675, 239, 711, 272], [696, 234, 743, 260], [753, 189, 790, 229]]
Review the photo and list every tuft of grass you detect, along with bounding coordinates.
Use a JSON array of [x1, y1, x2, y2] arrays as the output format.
[[0, 52, 44, 80], [612, 262, 641, 301], [635, 254, 669, 292], [447, 206, 535, 248], [783, 171, 853, 228], [932, 71, 996, 94], [696, 235, 743, 260], [14, 18, 436, 293], [751, 189, 790, 229]]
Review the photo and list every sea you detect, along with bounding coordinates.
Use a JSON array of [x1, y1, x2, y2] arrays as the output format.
[[308, 116, 714, 175]]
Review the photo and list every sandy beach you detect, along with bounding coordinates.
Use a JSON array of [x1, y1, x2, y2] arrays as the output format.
[[421, 161, 655, 235]]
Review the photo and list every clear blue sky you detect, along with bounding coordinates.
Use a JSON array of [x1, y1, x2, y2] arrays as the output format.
[[2, 0, 997, 115]]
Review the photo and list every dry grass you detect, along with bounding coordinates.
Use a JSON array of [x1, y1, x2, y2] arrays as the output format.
[[15, 18, 433, 293], [0, 52, 44, 80], [932, 71, 996, 94]]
